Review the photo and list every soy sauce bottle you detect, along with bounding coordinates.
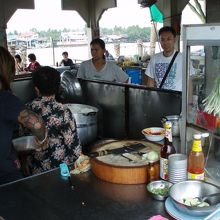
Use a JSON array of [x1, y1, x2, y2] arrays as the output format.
[[160, 121, 176, 180]]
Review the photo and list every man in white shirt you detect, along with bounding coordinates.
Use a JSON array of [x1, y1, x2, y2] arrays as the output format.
[[145, 26, 194, 92]]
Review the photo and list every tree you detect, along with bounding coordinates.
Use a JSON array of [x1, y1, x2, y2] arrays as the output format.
[[149, 22, 157, 56], [148, 5, 163, 56]]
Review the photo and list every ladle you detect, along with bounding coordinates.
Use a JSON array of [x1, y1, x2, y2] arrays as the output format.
[[196, 192, 220, 204]]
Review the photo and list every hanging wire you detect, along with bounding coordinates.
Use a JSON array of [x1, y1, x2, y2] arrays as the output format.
[[152, 21, 162, 52]]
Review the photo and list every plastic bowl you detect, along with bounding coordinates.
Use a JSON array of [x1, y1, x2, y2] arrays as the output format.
[[12, 136, 36, 152], [142, 127, 165, 142], [147, 180, 173, 201], [169, 180, 220, 216]]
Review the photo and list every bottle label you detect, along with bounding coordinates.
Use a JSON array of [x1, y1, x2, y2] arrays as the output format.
[[166, 128, 172, 142], [192, 139, 202, 152], [160, 157, 168, 180], [188, 172, 204, 180]]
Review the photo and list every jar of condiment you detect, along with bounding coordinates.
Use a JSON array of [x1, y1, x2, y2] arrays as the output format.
[[148, 160, 160, 182]]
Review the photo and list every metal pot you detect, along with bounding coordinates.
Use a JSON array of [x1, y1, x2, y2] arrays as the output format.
[[59, 71, 83, 103], [162, 115, 180, 136], [65, 104, 98, 146]]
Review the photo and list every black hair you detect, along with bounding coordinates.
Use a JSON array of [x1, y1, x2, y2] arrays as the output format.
[[28, 53, 36, 61], [62, 51, 68, 56], [32, 66, 60, 96], [90, 38, 106, 50], [0, 46, 15, 90], [159, 26, 176, 37], [15, 54, 22, 62]]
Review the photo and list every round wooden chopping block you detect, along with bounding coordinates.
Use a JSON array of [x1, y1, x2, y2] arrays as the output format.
[[90, 140, 161, 184]]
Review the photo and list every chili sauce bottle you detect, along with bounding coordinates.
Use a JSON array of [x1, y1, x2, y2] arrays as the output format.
[[160, 121, 176, 180], [188, 133, 205, 180]]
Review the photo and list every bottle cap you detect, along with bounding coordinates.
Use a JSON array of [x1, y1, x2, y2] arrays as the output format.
[[201, 133, 209, 138], [194, 133, 202, 139], [164, 121, 172, 129]]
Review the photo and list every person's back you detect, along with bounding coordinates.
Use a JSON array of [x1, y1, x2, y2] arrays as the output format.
[[0, 46, 47, 185], [105, 50, 115, 61], [26, 66, 81, 174]]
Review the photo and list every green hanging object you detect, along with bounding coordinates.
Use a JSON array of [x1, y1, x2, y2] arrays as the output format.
[[149, 4, 163, 23]]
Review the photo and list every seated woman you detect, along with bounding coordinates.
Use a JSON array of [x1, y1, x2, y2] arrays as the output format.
[[14, 54, 25, 74], [0, 46, 48, 185], [77, 38, 128, 83], [26, 66, 82, 174], [25, 53, 40, 72]]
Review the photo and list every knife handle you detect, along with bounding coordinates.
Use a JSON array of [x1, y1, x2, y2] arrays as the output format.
[[88, 150, 109, 158]]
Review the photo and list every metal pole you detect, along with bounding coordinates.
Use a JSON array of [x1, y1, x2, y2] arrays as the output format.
[[51, 37, 55, 66]]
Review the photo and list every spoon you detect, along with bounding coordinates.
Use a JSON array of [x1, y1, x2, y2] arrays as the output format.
[[196, 192, 220, 204]]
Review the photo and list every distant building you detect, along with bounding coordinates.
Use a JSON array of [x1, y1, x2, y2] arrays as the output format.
[[7, 31, 48, 49], [57, 31, 87, 46], [101, 34, 128, 43]]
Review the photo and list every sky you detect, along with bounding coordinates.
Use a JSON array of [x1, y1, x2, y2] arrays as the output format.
[[7, 0, 150, 32], [7, 0, 202, 32]]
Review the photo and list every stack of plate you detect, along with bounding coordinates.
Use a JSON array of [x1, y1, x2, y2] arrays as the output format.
[[168, 154, 187, 184]]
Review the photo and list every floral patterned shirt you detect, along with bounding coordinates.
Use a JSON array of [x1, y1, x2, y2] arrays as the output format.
[[26, 96, 81, 174]]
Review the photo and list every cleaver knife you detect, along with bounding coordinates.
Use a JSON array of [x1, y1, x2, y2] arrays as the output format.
[[88, 143, 146, 158]]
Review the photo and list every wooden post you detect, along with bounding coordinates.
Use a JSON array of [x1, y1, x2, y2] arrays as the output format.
[[0, 27, 7, 48]]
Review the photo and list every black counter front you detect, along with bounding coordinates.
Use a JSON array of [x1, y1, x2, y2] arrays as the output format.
[[0, 169, 172, 220]]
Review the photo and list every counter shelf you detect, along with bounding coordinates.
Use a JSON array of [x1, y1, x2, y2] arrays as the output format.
[[0, 168, 173, 220]]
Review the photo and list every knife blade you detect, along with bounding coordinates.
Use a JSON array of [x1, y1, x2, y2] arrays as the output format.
[[88, 143, 146, 158]]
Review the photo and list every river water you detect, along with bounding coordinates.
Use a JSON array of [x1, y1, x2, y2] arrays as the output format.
[[26, 42, 154, 66]]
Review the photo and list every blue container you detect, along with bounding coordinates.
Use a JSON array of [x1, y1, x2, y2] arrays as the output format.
[[126, 68, 142, 84]]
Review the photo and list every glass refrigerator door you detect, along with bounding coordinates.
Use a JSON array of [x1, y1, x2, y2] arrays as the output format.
[[182, 24, 220, 184], [187, 45, 220, 128]]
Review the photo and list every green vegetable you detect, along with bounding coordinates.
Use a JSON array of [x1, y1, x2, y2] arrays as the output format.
[[182, 198, 210, 207], [203, 75, 220, 116], [142, 150, 159, 162], [150, 186, 169, 196]]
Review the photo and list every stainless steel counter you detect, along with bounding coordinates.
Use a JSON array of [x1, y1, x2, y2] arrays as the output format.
[[0, 169, 172, 220]]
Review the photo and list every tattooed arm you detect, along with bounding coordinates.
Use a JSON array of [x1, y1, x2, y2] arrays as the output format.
[[18, 109, 48, 149]]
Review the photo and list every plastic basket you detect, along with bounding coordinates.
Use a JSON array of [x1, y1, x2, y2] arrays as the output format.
[[125, 68, 142, 85]]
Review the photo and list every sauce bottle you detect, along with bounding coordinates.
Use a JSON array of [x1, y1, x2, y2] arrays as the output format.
[[148, 161, 160, 182], [160, 121, 176, 180], [188, 133, 205, 180]]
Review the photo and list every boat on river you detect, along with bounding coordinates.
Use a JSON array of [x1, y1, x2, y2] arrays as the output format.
[[57, 31, 88, 47]]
